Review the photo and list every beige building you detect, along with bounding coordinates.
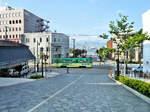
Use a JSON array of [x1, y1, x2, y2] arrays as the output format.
[[0, 6, 44, 43], [111, 35, 140, 62], [22, 32, 69, 65]]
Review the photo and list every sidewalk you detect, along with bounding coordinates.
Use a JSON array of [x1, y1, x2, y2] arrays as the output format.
[[0, 78, 35, 87], [0, 71, 61, 87], [28, 71, 61, 78]]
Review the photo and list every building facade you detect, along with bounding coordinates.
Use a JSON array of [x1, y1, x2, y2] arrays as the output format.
[[22, 32, 69, 65], [0, 6, 44, 43], [108, 38, 140, 62]]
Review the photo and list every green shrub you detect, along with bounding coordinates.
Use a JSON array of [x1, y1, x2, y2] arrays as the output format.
[[115, 75, 119, 80], [30, 75, 43, 79], [118, 76, 150, 98]]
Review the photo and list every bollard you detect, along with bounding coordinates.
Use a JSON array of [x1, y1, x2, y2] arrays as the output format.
[[110, 71, 112, 77]]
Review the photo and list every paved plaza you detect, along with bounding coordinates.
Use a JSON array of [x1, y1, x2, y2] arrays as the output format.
[[0, 66, 150, 112]]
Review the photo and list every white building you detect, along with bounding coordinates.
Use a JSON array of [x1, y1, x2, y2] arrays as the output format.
[[22, 32, 69, 65], [142, 10, 150, 34], [0, 6, 44, 43]]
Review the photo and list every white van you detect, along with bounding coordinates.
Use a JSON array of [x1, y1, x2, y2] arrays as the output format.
[[20, 65, 30, 75]]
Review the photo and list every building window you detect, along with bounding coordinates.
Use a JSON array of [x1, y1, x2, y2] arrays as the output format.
[[9, 35, 11, 38], [0, 35, 2, 38], [19, 27, 21, 31], [33, 38, 36, 43], [9, 28, 11, 31], [40, 38, 42, 42], [46, 38, 49, 42], [19, 20, 22, 24], [16, 27, 18, 31], [3, 14, 6, 18], [13, 20, 15, 24], [19, 34, 22, 38], [54, 38, 56, 42], [12, 28, 14, 31], [46, 47, 49, 52], [9, 20, 11, 24], [26, 38, 28, 43], [9, 13, 11, 17], [13, 35, 15, 38], [16, 20, 18, 24], [16, 34, 18, 38], [40, 47, 44, 52]]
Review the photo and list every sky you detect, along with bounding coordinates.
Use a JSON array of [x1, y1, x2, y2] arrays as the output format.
[[1, 0, 150, 48]]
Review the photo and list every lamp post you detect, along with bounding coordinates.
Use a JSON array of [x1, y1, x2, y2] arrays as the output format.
[[72, 38, 75, 58], [37, 41, 40, 72], [117, 44, 120, 76], [40, 47, 44, 77]]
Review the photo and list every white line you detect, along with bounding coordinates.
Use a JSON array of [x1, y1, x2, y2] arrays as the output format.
[[27, 75, 83, 112], [86, 83, 121, 85]]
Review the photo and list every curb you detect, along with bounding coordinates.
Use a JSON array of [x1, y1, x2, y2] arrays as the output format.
[[108, 75, 150, 105]]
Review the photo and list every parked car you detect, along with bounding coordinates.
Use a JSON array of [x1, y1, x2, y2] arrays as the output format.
[[132, 66, 143, 72], [8, 69, 19, 77], [0, 68, 19, 77]]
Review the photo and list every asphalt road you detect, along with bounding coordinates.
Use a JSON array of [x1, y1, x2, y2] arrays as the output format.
[[0, 66, 150, 112]]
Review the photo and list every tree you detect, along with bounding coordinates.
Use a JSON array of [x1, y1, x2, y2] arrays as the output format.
[[124, 29, 150, 66], [97, 47, 115, 62], [99, 33, 109, 39], [109, 13, 134, 76], [70, 49, 87, 58]]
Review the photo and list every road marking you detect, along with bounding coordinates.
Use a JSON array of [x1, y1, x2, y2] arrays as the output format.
[[86, 83, 121, 85], [27, 75, 83, 112]]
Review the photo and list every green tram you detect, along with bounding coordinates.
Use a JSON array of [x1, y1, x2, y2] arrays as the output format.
[[53, 58, 92, 68]]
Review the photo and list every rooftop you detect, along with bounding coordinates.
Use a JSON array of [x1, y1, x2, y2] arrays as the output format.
[[0, 40, 26, 47]]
